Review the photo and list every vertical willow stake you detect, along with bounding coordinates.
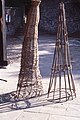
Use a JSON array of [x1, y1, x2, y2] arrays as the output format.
[[16, 0, 43, 99], [48, 2, 76, 102]]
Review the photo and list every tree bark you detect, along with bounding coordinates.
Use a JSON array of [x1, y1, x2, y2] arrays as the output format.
[[16, 0, 43, 99]]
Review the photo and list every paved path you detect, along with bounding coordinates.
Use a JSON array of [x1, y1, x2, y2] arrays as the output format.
[[0, 34, 80, 120]]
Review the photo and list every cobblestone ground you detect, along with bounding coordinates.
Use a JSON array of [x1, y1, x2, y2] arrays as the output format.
[[0, 34, 80, 120]]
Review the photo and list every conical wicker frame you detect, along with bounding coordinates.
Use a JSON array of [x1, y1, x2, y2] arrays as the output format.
[[48, 2, 76, 102]]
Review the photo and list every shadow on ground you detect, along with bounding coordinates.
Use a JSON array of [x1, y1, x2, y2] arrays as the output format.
[[0, 89, 76, 114], [0, 91, 52, 113]]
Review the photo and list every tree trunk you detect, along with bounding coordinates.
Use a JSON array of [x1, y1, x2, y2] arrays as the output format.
[[16, 0, 43, 99]]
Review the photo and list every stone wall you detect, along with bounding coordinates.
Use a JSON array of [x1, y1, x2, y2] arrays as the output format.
[[39, 0, 80, 34], [5, 0, 80, 35]]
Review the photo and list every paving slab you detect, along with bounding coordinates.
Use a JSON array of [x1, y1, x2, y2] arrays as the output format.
[[0, 110, 23, 120], [17, 112, 49, 120], [0, 34, 80, 120], [49, 115, 80, 120]]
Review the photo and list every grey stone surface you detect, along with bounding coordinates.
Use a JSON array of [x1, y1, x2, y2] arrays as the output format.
[[0, 34, 80, 120]]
